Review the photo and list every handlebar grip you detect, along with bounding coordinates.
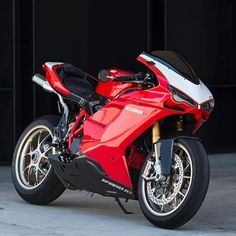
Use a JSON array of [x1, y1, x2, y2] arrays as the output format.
[[113, 74, 143, 82]]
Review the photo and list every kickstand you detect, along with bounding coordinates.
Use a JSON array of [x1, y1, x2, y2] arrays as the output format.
[[115, 198, 133, 214]]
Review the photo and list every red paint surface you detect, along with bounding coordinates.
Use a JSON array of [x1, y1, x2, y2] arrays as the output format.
[[40, 57, 213, 189]]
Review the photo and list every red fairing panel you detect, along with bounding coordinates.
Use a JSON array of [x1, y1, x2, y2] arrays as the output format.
[[80, 90, 180, 188], [80, 55, 212, 188], [137, 55, 212, 132]]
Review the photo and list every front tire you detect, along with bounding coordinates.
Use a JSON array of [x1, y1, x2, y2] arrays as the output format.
[[138, 138, 209, 229], [12, 115, 65, 205]]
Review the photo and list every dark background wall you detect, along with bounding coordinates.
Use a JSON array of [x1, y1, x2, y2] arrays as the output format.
[[0, 0, 236, 164], [160, 1, 236, 153], [0, 0, 14, 165]]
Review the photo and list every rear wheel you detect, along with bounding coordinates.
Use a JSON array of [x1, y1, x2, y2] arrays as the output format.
[[138, 138, 209, 229], [12, 115, 65, 205]]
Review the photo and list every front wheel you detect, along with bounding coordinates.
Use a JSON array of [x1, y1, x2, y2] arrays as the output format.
[[138, 138, 209, 229]]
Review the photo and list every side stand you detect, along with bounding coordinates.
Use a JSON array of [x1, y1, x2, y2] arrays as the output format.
[[115, 198, 133, 214]]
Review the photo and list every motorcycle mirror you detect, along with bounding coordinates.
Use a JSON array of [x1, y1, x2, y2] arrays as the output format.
[[98, 69, 110, 82]]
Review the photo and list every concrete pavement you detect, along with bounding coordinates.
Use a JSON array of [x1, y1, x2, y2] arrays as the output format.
[[0, 153, 236, 236]]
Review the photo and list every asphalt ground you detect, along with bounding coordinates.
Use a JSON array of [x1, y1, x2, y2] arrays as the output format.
[[0, 153, 236, 236]]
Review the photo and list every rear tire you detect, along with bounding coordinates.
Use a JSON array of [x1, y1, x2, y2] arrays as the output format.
[[138, 138, 209, 229], [12, 115, 65, 205]]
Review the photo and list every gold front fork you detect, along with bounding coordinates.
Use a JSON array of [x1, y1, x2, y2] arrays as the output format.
[[152, 122, 160, 143], [176, 116, 183, 132], [152, 122, 161, 162]]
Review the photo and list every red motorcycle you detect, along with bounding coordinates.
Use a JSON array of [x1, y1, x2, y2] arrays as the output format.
[[12, 51, 214, 228]]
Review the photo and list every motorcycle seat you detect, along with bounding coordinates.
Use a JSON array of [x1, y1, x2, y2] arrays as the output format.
[[59, 64, 101, 102]]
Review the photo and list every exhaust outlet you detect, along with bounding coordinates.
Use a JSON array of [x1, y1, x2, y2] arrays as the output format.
[[32, 74, 54, 93]]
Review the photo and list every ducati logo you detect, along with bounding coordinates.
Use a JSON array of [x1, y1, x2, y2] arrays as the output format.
[[125, 106, 144, 115]]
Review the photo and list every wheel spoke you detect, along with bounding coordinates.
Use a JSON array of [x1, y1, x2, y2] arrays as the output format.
[[178, 191, 185, 197], [160, 204, 164, 212], [183, 176, 191, 179], [35, 169, 39, 185], [27, 167, 32, 183], [42, 155, 49, 160], [184, 163, 190, 172], [24, 152, 32, 157], [38, 167, 46, 176], [24, 164, 31, 172], [37, 131, 42, 146], [29, 141, 34, 153], [39, 134, 50, 148]]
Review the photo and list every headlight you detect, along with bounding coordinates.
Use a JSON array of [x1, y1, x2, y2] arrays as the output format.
[[200, 99, 214, 110], [168, 86, 196, 107]]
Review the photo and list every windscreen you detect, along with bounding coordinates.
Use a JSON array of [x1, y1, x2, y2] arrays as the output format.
[[148, 50, 200, 85]]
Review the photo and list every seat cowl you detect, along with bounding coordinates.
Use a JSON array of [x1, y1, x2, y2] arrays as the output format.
[[43, 62, 71, 96], [44, 62, 64, 69]]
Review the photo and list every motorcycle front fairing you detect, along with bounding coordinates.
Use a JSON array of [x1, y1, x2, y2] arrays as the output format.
[[79, 51, 214, 191]]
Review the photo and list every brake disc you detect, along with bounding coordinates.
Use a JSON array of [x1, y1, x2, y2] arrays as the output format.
[[146, 154, 184, 205]]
